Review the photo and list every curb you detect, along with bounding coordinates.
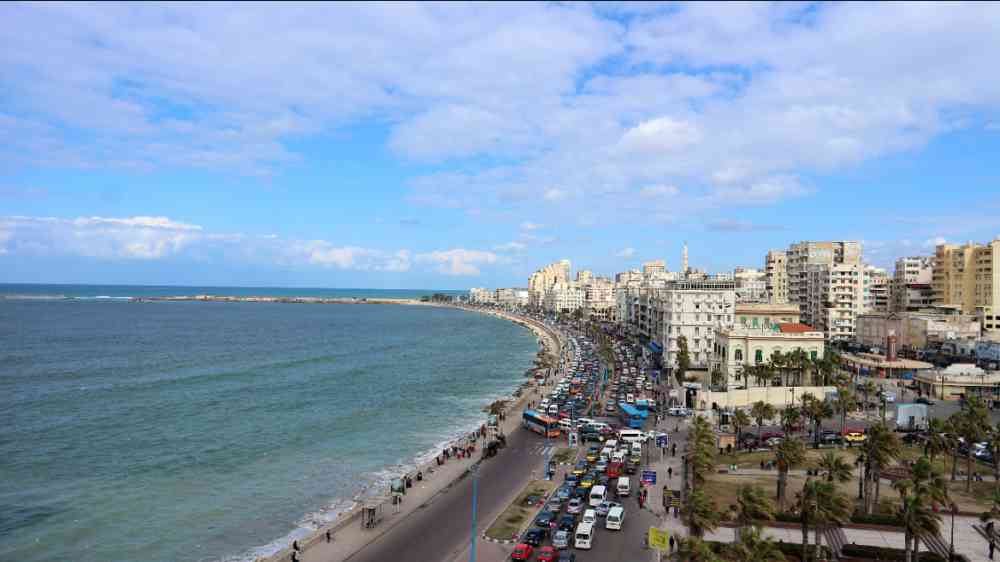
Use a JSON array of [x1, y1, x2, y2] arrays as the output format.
[[480, 533, 519, 545]]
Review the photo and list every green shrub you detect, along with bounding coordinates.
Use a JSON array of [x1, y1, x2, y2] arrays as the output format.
[[841, 544, 947, 562], [849, 512, 903, 526]]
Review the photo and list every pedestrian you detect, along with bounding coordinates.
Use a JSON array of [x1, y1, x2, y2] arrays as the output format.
[[291, 552, 299, 562], [326, 530, 332, 543], [991, 540, 995, 560], [293, 540, 300, 552], [668, 466, 673, 479], [669, 535, 675, 552], [671, 443, 677, 457], [760, 460, 766, 471]]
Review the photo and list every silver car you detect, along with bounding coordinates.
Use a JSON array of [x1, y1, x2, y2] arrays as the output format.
[[552, 530, 570, 549]]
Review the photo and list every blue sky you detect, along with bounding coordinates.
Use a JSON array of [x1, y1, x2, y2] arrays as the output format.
[[2, 2, 1000, 289]]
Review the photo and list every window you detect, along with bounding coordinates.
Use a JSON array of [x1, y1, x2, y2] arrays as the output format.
[[755, 349, 763, 364], [752, 317, 759, 328], [810, 350, 818, 360], [735, 349, 743, 362]]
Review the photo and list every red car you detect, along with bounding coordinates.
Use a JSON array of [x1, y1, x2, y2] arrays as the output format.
[[511, 543, 534, 561], [537, 546, 557, 562]]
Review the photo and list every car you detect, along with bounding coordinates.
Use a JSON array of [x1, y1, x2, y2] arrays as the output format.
[[535, 510, 557, 528], [554, 484, 573, 500], [557, 551, 577, 562], [552, 529, 571, 549], [594, 459, 609, 473], [537, 546, 557, 562], [566, 497, 584, 514], [595, 500, 623, 517], [558, 514, 577, 531], [765, 436, 783, 447], [820, 431, 843, 445], [565, 474, 580, 487], [901, 433, 924, 445], [523, 526, 548, 546], [760, 430, 785, 440], [585, 446, 600, 462], [572, 461, 589, 476], [845, 431, 867, 443], [579, 474, 595, 489], [511, 543, 533, 561], [915, 396, 935, 405]]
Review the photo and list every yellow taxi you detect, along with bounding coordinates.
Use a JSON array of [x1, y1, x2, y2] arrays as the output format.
[[845, 431, 867, 444], [579, 474, 595, 489]]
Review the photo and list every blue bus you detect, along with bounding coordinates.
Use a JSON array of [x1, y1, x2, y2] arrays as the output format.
[[618, 402, 646, 429]]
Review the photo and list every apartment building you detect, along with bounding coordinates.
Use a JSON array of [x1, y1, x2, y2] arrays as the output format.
[[787, 241, 863, 306], [804, 261, 865, 341], [495, 287, 528, 308], [642, 260, 666, 277], [857, 310, 981, 351], [543, 281, 585, 313], [892, 256, 934, 312], [864, 265, 891, 313], [652, 280, 736, 370], [765, 250, 789, 304], [469, 287, 495, 304], [528, 259, 571, 308], [734, 267, 768, 303], [933, 239, 1000, 334], [583, 277, 615, 321]]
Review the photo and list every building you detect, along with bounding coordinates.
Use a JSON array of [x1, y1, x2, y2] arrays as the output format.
[[786, 240, 862, 308], [650, 279, 736, 371], [734, 302, 803, 329], [495, 287, 528, 309], [543, 282, 585, 313], [528, 259, 571, 308], [856, 310, 981, 352], [642, 260, 666, 277], [469, 287, 495, 304], [804, 260, 865, 341], [765, 250, 789, 304], [932, 239, 1000, 333], [583, 278, 615, 321], [576, 269, 593, 284], [864, 265, 891, 313], [893, 256, 935, 312], [712, 322, 825, 390], [734, 267, 768, 303], [915, 364, 1000, 402]]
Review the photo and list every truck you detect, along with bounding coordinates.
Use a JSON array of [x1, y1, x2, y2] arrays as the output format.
[[896, 403, 928, 432]]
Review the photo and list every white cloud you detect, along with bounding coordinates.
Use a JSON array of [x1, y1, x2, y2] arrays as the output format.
[[713, 176, 812, 206], [414, 248, 498, 276], [543, 188, 568, 201], [494, 241, 527, 252], [1, 215, 203, 259], [617, 117, 703, 154], [616, 247, 636, 258], [520, 221, 545, 231], [639, 184, 679, 198], [923, 236, 947, 248]]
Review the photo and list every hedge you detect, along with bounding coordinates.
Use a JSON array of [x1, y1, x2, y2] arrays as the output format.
[[773, 512, 903, 527], [706, 540, 829, 562], [841, 544, 947, 562]]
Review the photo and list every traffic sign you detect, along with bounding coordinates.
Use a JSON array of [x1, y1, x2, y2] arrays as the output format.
[[641, 470, 656, 484], [648, 527, 669, 551], [656, 435, 669, 447]]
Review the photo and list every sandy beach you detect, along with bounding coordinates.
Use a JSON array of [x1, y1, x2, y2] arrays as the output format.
[[256, 307, 563, 562]]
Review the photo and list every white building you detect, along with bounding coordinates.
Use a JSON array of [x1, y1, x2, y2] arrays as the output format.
[[864, 265, 891, 313], [528, 260, 571, 308], [642, 260, 666, 277], [804, 261, 865, 341], [713, 323, 826, 389], [787, 240, 863, 308], [469, 287, 495, 304], [584, 278, 615, 321], [734, 267, 768, 303], [893, 256, 935, 313], [652, 280, 737, 370], [495, 288, 527, 308], [543, 282, 585, 313]]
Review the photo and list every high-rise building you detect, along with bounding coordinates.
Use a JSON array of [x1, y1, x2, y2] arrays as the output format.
[[642, 260, 666, 277], [528, 259, 572, 308], [576, 269, 593, 284], [864, 265, 891, 313], [933, 238, 1000, 334], [469, 287, 495, 304], [733, 267, 768, 303], [892, 256, 934, 312], [765, 250, 788, 304], [804, 261, 865, 341], [786, 241, 862, 307], [648, 279, 736, 370]]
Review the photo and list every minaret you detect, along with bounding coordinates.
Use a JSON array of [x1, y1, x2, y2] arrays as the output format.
[[682, 242, 689, 273]]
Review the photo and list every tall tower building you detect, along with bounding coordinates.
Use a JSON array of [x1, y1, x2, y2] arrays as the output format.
[[682, 242, 689, 274]]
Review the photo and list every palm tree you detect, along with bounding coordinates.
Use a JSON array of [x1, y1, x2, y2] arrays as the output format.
[[861, 422, 901, 514], [924, 418, 949, 465], [897, 493, 942, 562], [791, 349, 810, 387], [685, 488, 722, 538], [780, 405, 802, 436], [751, 401, 776, 443], [818, 451, 853, 484], [774, 437, 806, 511], [677, 535, 723, 562], [727, 525, 785, 562], [861, 381, 877, 417], [833, 386, 856, 437], [988, 422, 1000, 491], [733, 409, 752, 450], [958, 397, 990, 492], [734, 484, 775, 541], [770, 350, 786, 386], [802, 395, 833, 449]]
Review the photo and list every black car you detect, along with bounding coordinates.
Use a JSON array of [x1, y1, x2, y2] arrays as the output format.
[[820, 431, 843, 445], [901, 433, 924, 445], [558, 553, 577, 562], [523, 527, 548, 546], [557, 514, 577, 532], [535, 510, 557, 528]]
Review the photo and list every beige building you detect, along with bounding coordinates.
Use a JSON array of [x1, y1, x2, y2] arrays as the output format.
[[933, 239, 1000, 332], [712, 321, 826, 390], [642, 260, 666, 277], [734, 267, 768, 303], [734, 302, 802, 329], [804, 261, 865, 341], [765, 250, 788, 304], [893, 256, 934, 312], [528, 259, 571, 308], [856, 310, 981, 351], [583, 277, 615, 321], [864, 265, 891, 313], [787, 241, 863, 308]]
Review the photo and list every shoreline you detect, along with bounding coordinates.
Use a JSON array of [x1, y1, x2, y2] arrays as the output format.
[[252, 306, 563, 562], [128, 295, 435, 305]]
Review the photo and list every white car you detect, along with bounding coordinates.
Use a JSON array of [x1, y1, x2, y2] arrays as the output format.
[[567, 497, 584, 514], [552, 530, 571, 549]]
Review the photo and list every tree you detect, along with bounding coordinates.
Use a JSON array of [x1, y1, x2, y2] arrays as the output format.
[[685, 488, 722, 538], [770, 350, 786, 387], [861, 381, 877, 417], [780, 405, 802, 436], [897, 493, 942, 562], [677, 536, 723, 562], [728, 525, 785, 562], [956, 397, 990, 492], [774, 437, 806, 511], [711, 365, 725, 389], [818, 451, 853, 484], [833, 386, 857, 437], [861, 422, 902, 514], [796, 478, 851, 562], [924, 418, 949, 466], [988, 422, 1000, 492], [803, 395, 833, 449], [677, 335, 691, 384], [733, 410, 752, 450], [734, 484, 775, 541], [751, 401, 776, 443], [688, 415, 718, 490]]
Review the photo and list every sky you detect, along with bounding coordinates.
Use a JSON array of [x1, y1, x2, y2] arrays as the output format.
[[2, 2, 1000, 289]]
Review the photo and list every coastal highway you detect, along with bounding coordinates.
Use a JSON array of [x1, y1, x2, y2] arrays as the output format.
[[344, 426, 551, 562]]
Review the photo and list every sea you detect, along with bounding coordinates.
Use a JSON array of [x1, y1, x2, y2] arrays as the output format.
[[0, 284, 539, 562]]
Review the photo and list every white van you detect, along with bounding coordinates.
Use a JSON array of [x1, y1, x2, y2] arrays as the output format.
[[617, 430, 643, 444], [630, 441, 642, 456], [588, 485, 606, 508], [626, 393, 635, 404], [605, 506, 625, 530], [611, 451, 626, 464], [574, 522, 594, 549], [558, 419, 574, 432], [582, 508, 597, 525], [617, 476, 631, 497], [604, 439, 618, 450]]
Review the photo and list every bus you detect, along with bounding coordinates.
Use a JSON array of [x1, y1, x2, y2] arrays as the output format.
[[618, 403, 646, 429], [523, 409, 561, 438]]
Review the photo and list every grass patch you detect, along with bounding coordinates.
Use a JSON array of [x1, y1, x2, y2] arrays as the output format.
[[485, 479, 557, 541], [552, 447, 577, 465]]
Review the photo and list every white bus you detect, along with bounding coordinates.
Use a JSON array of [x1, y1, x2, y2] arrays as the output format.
[[574, 522, 594, 549]]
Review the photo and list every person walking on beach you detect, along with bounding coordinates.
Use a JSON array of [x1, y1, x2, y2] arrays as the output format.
[[326, 530, 332, 543], [292, 540, 300, 552]]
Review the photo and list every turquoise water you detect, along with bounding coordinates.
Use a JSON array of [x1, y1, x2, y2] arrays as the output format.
[[0, 293, 537, 562]]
